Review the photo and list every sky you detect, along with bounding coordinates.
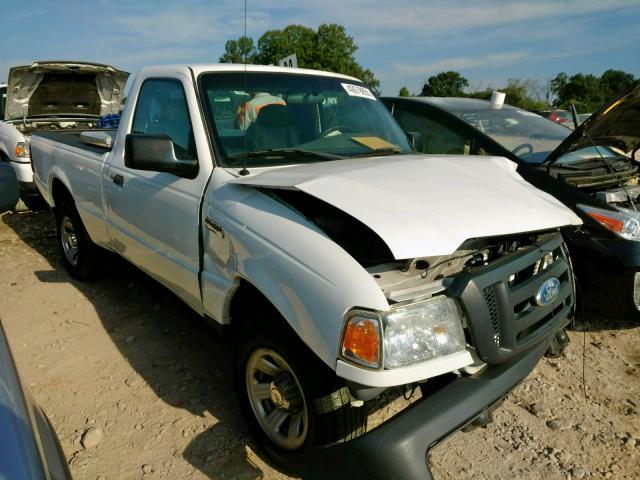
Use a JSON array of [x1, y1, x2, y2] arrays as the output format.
[[2, 0, 639, 95]]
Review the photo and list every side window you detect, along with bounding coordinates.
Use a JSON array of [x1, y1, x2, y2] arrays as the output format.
[[0, 87, 6, 121], [394, 106, 471, 155], [131, 79, 196, 160]]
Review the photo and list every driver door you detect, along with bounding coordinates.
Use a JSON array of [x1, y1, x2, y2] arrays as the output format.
[[104, 77, 211, 313]]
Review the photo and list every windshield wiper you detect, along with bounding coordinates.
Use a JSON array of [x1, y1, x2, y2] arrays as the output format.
[[228, 148, 343, 164], [347, 148, 407, 159]]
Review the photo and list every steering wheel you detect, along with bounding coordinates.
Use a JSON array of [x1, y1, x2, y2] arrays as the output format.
[[320, 125, 356, 137], [511, 143, 534, 156]]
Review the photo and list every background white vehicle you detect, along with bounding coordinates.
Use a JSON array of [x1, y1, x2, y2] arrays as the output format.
[[31, 64, 581, 479], [0, 61, 127, 210]]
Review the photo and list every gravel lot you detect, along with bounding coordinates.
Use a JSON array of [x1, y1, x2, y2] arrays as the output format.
[[1, 210, 639, 479]]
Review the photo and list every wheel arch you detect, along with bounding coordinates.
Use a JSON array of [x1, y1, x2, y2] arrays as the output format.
[[50, 176, 74, 208], [228, 277, 303, 340]]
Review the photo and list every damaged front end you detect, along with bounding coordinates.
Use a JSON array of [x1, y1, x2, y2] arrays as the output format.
[[266, 186, 574, 388]]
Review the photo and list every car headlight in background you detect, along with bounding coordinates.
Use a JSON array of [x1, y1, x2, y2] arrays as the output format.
[[15, 142, 30, 158], [341, 296, 467, 369], [578, 204, 640, 241]]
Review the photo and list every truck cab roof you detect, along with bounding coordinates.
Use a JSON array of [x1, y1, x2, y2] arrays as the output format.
[[138, 63, 362, 83]]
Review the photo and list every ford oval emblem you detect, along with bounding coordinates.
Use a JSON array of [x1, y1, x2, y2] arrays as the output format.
[[535, 277, 561, 307]]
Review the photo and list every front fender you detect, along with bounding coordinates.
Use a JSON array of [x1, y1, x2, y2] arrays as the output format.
[[202, 174, 389, 370]]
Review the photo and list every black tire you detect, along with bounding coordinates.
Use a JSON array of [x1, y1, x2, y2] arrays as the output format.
[[55, 200, 103, 280], [234, 316, 366, 466]]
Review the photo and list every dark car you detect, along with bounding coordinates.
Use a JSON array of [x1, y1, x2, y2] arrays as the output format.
[[0, 319, 71, 479], [382, 90, 640, 313], [1, 162, 20, 211]]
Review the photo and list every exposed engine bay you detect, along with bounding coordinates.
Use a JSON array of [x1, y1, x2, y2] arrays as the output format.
[[545, 154, 638, 191], [367, 231, 557, 303], [10, 119, 97, 136], [544, 87, 640, 202]]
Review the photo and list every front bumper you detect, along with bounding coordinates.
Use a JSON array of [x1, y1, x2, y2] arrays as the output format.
[[565, 226, 640, 272], [295, 340, 548, 480], [9, 158, 34, 184]]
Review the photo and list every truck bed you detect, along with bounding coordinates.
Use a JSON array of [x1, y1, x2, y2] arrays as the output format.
[[34, 130, 116, 155]]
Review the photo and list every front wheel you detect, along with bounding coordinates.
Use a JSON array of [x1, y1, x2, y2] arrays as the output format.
[[245, 347, 311, 451], [55, 200, 103, 280], [235, 324, 367, 464]]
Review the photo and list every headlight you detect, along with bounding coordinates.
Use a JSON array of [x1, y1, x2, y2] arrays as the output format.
[[15, 141, 30, 158], [578, 204, 640, 241], [341, 296, 467, 370], [382, 296, 467, 368]]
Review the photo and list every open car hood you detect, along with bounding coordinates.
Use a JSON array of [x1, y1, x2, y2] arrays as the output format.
[[546, 87, 640, 164], [231, 155, 582, 259], [5, 61, 129, 120]]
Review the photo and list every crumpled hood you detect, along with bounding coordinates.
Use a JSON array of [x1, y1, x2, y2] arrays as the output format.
[[230, 154, 582, 259], [5, 61, 129, 120]]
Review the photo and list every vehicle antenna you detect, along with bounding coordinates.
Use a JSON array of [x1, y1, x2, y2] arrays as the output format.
[[571, 276, 588, 399], [239, 0, 250, 176], [569, 103, 579, 130]]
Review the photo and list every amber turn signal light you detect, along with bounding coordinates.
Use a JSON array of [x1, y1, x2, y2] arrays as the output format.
[[585, 210, 625, 233], [341, 315, 380, 368]]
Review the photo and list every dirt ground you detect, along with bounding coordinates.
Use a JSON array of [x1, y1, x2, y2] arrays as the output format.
[[1, 210, 639, 479]]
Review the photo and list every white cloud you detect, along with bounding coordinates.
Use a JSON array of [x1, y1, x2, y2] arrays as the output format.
[[114, 7, 270, 47], [251, 0, 639, 37], [393, 51, 529, 76]]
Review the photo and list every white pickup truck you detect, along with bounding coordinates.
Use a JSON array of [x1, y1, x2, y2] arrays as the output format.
[[0, 61, 127, 209], [32, 64, 581, 479]]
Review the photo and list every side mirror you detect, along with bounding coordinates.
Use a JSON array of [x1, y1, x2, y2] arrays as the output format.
[[0, 163, 19, 212], [406, 131, 424, 153], [124, 134, 197, 176]]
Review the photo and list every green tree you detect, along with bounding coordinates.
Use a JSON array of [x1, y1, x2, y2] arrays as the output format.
[[420, 71, 469, 97], [218, 36, 257, 63], [550, 70, 637, 112], [218, 24, 380, 93], [255, 25, 316, 66], [467, 90, 492, 100], [550, 72, 568, 103], [600, 69, 638, 102], [500, 79, 546, 110], [398, 86, 410, 97]]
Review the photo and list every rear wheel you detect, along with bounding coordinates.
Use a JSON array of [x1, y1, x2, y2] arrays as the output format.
[[55, 200, 103, 280], [235, 317, 366, 465]]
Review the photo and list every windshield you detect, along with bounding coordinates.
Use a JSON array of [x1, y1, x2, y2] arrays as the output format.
[[200, 72, 412, 168], [454, 108, 571, 164], [554, 145, 630, 165]]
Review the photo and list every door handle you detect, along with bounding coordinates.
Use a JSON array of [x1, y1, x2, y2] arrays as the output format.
[[205, 217, 225, 238], [111, 174, 124, 186]]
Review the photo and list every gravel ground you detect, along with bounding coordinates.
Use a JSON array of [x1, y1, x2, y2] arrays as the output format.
[[1, 210, 639, 479]]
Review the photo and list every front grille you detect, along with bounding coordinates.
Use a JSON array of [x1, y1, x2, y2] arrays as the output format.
[[483, 286, 501, 347], [449, 232, 574, 364]]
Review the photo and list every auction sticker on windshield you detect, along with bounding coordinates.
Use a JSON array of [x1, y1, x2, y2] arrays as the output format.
[[341, 83, 376, 100]]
